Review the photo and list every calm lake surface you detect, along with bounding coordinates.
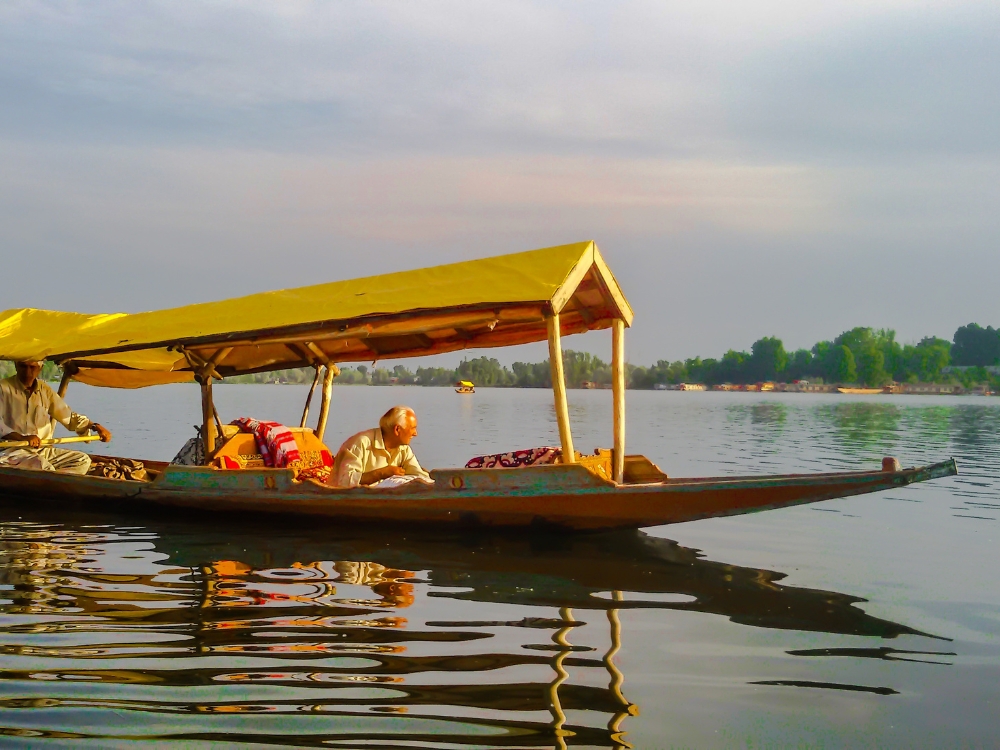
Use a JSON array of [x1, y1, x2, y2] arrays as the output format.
[[1, 386, 998, 748]]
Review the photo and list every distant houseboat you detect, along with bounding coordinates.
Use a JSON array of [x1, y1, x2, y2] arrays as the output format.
[[901, 383, 964, 395]]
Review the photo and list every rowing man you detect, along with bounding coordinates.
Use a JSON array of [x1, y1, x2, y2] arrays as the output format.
[[0, 360, 112, 474]]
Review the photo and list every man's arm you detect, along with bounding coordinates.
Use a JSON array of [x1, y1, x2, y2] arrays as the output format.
[[48, 389, 111, 441], [360, 465, 405, 485], [0, 414, 40, 448], [400, 447, 431, 481], [337, 444, 401, 486], [335, 444, 365, 487]]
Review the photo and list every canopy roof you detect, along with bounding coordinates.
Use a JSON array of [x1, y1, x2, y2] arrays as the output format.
[[0, 241, 631, 388]]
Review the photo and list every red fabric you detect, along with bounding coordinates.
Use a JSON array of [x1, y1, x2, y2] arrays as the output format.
[[231, 417, 301, 468], [220, 455, 242, 470], [296, 451, 334, 482], [465, 446, 561, 469]]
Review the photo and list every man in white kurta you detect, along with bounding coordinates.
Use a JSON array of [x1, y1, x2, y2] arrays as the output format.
[[0, 361, 112, 474], [333, 406, 430, 487]]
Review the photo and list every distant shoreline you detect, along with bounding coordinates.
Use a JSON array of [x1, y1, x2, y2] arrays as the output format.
[[216, 380, 994, 396]]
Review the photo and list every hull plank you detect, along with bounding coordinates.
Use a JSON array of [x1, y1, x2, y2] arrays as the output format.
[[0, 456, 957, 531]]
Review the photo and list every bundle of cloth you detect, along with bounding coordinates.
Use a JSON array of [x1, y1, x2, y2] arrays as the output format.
[[87, 457, 147, 481], [465, 446, 561, 469], [228, 417, 333, 482]]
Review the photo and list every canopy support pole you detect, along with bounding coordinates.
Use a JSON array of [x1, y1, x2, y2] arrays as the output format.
[[57, 367, 73, 398], [300, 366, 322, 428], [200, 377, 216, 459], [314, 364, 338, 443], [612, 318, 626, 484], [547, 313, 575, 463], [52, 366, 75, 434]]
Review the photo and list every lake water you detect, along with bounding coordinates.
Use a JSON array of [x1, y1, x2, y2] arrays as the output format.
[[1, 386, 998, 747]]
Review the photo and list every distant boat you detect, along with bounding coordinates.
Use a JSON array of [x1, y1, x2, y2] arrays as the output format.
[[455, 380, 475, 394], [837, 387, 883, 395]]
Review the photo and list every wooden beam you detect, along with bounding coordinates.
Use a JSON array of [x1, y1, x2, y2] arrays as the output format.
[[591, 244, 634, 325], [300, 366, 321, 428], [550, 241, 595, 315], [200, 376, 216, 459], [547, 313, 575, 463], [287, 342, 314, 364], [314, 363, 338, 443], [612, 318, 626, 484], [304, 341, 330, 365], [203, 346, 233, 380], [56, 367, 73, 398], [53, 305, 538, 362]]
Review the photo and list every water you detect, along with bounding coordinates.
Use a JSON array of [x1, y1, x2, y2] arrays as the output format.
[[1, 386, 998, 747]]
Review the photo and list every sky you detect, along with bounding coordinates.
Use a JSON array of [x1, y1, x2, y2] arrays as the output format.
[[1, 1, 998, 367]]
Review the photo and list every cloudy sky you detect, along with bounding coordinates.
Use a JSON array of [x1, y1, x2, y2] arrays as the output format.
[[1, 1, 997, 365]]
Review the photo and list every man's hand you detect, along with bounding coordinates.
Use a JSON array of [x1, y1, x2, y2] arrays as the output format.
[[2, 432, 41, 448], [90, 423, 112, 443], [360, 465, 405, 485]]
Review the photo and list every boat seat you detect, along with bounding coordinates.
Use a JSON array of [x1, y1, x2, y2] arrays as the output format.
[[211, 428, 332, 477], [464, 446, 618, 483], [573, 448, 613, 482], [622, 455, 669, 483]]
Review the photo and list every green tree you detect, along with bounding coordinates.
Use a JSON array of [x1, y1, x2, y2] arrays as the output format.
[[716, 349, 748, 384], [456, 356, 511, 386], [392, 365, 416, 384], [833, 327, 892, 386], [512, 360, 551, 388], [561, 350, 606, 387], [749, 337, 788, 382], [827, 345, 857, 383], [785, 349, 815, 381], [952, 323, 1000, 366], [901, 337, 950, 382], [412, 366, 452, 386], [334, 366, 368, 384]]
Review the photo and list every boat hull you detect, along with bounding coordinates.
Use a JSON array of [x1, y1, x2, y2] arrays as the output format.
[[0, 456, 957, 531]]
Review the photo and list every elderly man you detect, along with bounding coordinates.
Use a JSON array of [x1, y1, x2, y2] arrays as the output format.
[[333, 405, 430, 487], [0, 360, 112, 474]]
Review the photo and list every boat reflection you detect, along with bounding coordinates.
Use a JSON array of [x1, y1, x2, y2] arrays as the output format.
[[0, 507, 936, 748]]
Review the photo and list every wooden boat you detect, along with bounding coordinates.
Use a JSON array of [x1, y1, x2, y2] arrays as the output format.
[[0, 241, 957, 529], [455, 380, 475, 394], [837, 387, 884, 395]]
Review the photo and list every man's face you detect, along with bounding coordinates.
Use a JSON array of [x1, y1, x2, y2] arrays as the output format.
[[393, 412, 418, 445], [14, 361, 41, 388]]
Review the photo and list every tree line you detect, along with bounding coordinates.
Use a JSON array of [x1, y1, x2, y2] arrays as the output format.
[[5, 323, 997, 390], [223, 322, 1000, 390]]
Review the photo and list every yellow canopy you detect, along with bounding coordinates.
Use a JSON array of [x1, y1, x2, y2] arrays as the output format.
[[0, 241, 631, 388]]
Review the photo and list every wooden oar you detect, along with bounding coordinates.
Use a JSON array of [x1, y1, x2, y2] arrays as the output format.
[[0, 435, 102, 449]]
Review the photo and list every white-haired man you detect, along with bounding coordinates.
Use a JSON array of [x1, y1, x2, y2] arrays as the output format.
[[333, 405, 430, 487], [0, 360, 112, 474]]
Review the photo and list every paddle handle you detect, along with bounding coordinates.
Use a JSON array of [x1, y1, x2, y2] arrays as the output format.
[[0, 435, 102, 449]]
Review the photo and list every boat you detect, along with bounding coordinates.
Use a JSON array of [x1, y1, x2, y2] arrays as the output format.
[[837, 387, 884, 395], [0, 241, 957, 529], [455, 380, 475, 394]]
